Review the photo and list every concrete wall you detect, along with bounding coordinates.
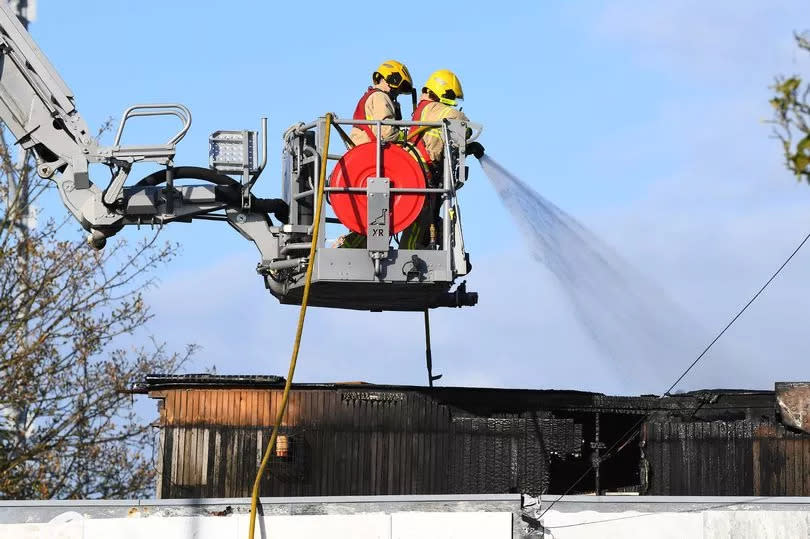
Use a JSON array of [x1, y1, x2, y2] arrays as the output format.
[[535, 495, 810, 538], [0, 495, 519, 539], [2, 512, 515, 539], [6, 494, 810, 538]]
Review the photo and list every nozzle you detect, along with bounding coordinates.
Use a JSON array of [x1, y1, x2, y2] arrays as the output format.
[[431, 281, 478, 308]]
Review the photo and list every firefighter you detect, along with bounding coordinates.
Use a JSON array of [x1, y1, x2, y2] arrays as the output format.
[[401, 69, 484, 249], [348, 60, 413, 147], [339, 60, 414, 248], [408, 69, 484, 171]]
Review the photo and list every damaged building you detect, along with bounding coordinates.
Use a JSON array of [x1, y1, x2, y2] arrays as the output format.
[[136, 375, 810, 498]]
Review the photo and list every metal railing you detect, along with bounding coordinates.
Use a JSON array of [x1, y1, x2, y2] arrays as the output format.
[[278, 115, 470, 283], [113, 103, 192, 147]]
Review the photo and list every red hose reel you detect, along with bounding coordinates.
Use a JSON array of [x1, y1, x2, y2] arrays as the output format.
[[329, 143, 426, 235]]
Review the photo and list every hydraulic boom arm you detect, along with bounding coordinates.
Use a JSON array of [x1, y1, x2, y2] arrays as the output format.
[[0, 3, 286, 249], [0, 4, 479, 312]]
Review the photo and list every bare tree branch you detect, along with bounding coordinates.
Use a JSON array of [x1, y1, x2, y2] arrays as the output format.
[[0, 124, 196, 499]]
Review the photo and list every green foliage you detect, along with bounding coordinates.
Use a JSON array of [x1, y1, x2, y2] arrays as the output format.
[[770, 33, 810, 182]]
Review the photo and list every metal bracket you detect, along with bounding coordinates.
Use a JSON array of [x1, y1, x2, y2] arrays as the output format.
[[36, 158, 65, 179], [424, 309, 442, 387], [402, 255, 427, 282], [102, 165, 132, 207], [366, 177, 390, 277]]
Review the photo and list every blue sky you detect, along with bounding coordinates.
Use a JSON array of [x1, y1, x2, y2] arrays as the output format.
[[27, 1, 810, 395]]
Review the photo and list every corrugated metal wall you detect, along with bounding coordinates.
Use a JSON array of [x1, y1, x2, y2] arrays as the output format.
[[154, 387, 583, 498], [643, 421, 810, 495]]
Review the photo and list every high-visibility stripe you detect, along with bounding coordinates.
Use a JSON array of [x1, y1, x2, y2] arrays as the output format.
[[439, 107, 456, 119]]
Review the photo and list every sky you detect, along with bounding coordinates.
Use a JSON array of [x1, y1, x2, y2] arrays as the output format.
[[24, 0, 810, 396]]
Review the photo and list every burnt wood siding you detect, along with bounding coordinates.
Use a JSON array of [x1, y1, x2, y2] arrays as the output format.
[[154, 388, 582, 498], [643, 421, 810, 495], [148, 381, 803, 498]]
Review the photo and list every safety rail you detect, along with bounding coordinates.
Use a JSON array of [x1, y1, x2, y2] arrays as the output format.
[[113, 103, 192, 147], [288, 118, 454, 200], [321, 118, 483, 141], [324, 187, 450, 193], [307, 118, 451, 196], [296, 118, 445, 131], [288, 117, 460, 234]]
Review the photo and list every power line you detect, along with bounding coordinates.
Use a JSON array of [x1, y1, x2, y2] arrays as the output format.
[[663, 228, 810, 396], [538, 228, 810, 521], [538, 414, 646, 519]]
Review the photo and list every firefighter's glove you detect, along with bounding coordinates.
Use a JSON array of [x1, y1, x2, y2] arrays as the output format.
[[466, 141, 485, 160]]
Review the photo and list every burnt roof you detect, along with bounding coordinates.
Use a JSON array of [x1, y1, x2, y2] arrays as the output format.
[[135, 373, 287, 392], [136, 374, 778, 421], [138, 374, 772, 396]]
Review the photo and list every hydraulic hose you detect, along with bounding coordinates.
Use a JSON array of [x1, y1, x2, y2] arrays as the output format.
[[247, 113, 332, 539], [213, 186, 289, 223], [135, 166, 289, 223], [136, 166, 239, 187]]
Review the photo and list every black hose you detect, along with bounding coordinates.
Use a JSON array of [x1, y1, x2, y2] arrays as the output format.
[[136, 166, 238, 187], [136, 166, 289, 223], [213, 186, 289, 223]]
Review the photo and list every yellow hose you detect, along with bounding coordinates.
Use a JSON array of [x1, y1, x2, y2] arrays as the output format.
[[247, 113, 332, 539]]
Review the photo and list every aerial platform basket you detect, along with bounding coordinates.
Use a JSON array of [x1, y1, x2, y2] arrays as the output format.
[[266, 116, 481, 312]]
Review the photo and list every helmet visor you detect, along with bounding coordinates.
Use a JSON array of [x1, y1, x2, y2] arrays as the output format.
[[386, 72, 412, 93], [439, 88, 463, 106], [397, 79, 413, 94]]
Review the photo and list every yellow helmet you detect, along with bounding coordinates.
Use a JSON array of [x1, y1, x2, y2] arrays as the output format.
[[423, 69, 464, 106], [374, 60, 413, 93]]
